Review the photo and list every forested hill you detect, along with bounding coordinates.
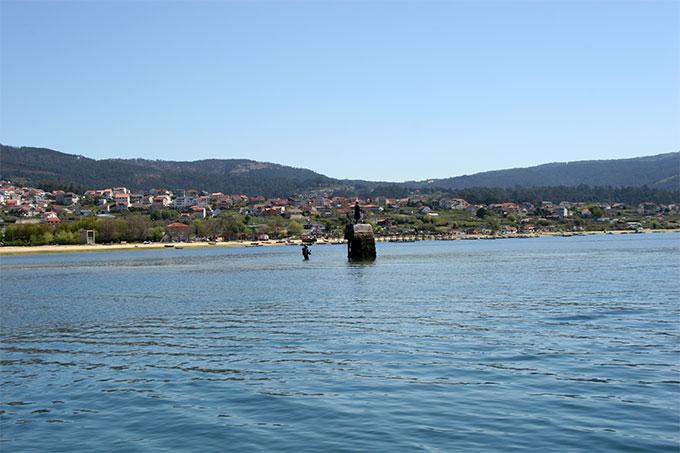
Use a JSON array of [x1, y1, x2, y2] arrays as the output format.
[[0, 145, 332, 197], [411, 152, 680, 191], [1, 144, 678, 196]]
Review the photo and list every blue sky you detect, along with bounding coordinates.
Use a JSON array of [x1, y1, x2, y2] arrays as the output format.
[[1, 1, 678, 182]]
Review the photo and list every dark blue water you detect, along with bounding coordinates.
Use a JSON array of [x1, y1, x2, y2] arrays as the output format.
[[2, 233, 679, 452]]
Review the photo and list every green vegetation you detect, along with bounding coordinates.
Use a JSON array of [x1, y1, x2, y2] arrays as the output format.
[[3, 201, 679, 247], [2, 145, 678, 197], [1, 144, 678, 247], [417, 152, 680, 191], [1, 145, 331, 198], [445, 185, 679, 206]]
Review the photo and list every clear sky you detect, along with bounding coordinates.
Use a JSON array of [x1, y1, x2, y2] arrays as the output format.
[[1, 0, 678, 182]]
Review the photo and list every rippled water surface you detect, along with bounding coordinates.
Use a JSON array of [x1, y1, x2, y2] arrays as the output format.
[[2, 233, 679, 451]]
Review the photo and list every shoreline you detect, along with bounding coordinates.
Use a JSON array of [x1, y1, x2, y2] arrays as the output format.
[[1, 229, 676, 256], [0, 239, 312, 255]]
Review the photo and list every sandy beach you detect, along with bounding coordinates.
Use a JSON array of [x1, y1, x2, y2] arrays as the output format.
[[0, 239, 311, 255], [1, 229, 672, 255]]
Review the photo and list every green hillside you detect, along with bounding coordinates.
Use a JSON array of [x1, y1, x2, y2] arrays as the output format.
[[1, 144, 678, 197], [413, 153, 680, 191], [0, 145, 331, 197]]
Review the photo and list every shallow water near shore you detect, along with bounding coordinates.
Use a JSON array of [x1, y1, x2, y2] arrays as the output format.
[[1, 233, 679, 451]]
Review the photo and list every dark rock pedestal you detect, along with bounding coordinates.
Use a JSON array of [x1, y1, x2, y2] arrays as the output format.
[[345, 223, 376, 259]]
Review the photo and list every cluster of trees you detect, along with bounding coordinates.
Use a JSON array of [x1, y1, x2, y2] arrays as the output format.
[[332, 184, 679, 206], [333, 184, 411, 200], [35, 182, 87, 195], [444, 185, 679, 206], [2, 219, 96, 246], [0, 216, 165, 246], [0, 213, 310, 246]]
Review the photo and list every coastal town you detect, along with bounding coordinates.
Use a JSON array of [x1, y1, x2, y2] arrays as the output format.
[[1, 181, 679, 248]]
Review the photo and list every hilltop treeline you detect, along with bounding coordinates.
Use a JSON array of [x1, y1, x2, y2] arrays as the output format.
[[1, 145, 331, 197], [36, 183, 87, 195], [419, 152, 680, 191], [445, 185, 680, 206], [2, 144, 678, 197], [343, 184, 679, 206]]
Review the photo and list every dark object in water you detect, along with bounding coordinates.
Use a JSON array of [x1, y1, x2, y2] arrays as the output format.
[[302, 244, 311, 260], [345, 223, 376, 260]]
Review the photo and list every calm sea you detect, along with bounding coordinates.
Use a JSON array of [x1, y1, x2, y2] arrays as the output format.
[[1, 233, 679, 452]]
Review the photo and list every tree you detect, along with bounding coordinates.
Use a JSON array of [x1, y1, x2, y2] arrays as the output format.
[[586, 205, 603, 218], [191, 219, 207, 238], [54, 230, 78, 245], [485, 216, 501, 231], [72, 217, 97, 231], [222, 217, 246, 240], [30, 231, 53, 245], [114, 219, 129, 241], [287, 220, 303, 236], [267, 216, 286, 238], [16, 224, 39, 243], [126, 215, 151, 241], [96, 219, 118, 243], [147, 226, 164, 242], [476, 207, 492, 218], [160, 209, 178, 220], [203, 218, 223, 240]]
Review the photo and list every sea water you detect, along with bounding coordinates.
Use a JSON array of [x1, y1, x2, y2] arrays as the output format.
[[1, 233, 679, 451]]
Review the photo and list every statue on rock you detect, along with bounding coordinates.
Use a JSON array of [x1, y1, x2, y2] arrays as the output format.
[[345, 201, 376, 260]]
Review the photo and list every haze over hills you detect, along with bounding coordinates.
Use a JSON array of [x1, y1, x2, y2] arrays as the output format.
[[1, 144, 678, 196]]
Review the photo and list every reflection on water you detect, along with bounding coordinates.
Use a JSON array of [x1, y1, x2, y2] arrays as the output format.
[[1, 233, 679, 452]]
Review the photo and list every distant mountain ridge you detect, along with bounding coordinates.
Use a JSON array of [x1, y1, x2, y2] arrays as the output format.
[[410, 152, 680, 191], [1, 144, 678, 195], [0, 145, 331, 197]]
